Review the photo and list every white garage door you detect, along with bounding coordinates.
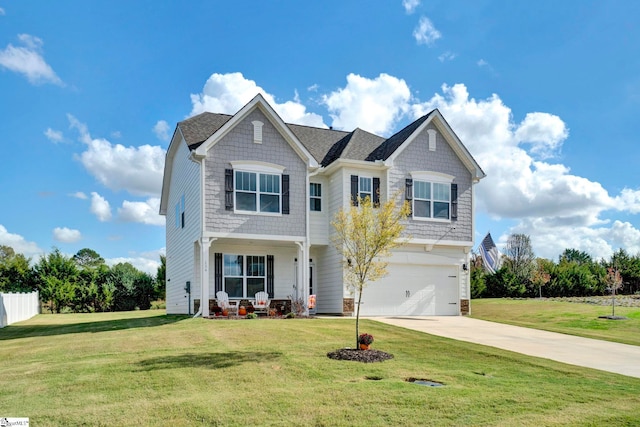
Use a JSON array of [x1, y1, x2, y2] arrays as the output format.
[[358, 264, 459, 316]]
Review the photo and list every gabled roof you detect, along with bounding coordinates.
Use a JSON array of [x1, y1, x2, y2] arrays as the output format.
[[172, 99, 484, 178], [193, 94, 319, 168], [366, 113, 432, 161], [179, 113, 232, 149]]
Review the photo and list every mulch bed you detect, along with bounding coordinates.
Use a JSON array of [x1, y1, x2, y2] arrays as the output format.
[[327, 348, 394, 363]]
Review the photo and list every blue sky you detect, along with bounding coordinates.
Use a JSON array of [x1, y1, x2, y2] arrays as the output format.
[[1, 0, 640, 273]]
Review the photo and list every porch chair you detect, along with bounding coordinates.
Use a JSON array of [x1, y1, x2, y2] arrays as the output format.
[[253, 291, 270, 315], [216, 291, 238, 316]]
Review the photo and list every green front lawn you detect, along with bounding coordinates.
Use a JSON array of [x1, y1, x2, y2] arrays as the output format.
[[471, 298, 640, 346], [1, 310, 639, 426]]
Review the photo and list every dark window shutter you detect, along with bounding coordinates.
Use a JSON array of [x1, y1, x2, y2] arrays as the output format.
[[350, 175, 359, 206], [451, 183, 458, 221], [282, 175, 290, 214], [214, 252, 223, 293], [373, 177, 380, 206], [405, 178, 413, 215], [267, 255, 274, 298], [225, 169, 234, 211]]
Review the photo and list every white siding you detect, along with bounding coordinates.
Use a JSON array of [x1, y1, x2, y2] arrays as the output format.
[[314, 168, 347, 314], [207, 242, 298, 300], [309, 176, 329, 245], [165, 137, 201, 314]]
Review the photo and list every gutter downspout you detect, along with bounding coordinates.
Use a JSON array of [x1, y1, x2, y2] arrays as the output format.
[[190, 149, 206, 318], [303, 167, 323, 316]]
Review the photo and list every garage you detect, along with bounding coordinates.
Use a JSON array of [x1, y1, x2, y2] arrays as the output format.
[[358, 264, 460, 316]]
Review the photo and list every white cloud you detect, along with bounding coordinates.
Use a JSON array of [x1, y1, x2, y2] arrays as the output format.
[[615, 188, 640, 214], [0, 7, 5, 16], [69, 191, 87, 200], [411, 82, 640, 260], [413, 16, 441, 46], [403, 0, 420, 14], [106, 247, 165, 275], [117, 198, 165, 226], [0, 224, 43, 258], [515, 112, 568, 158], [52, 227, 82, 243], [190, 72, 326, 127], [438, 51, 457, 62], [477, 59, 489, 67], [90, 192, 112, 222], [0, 34, 63, 85], [44, 128, 63, 143], [153, 120, 171, 142], [322, 73, 411, 135], [69, 115, 165, 197]]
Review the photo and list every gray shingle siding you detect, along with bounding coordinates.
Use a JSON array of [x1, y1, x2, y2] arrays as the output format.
[[204, 109, 306, 237], [390, 123, 473, 242]]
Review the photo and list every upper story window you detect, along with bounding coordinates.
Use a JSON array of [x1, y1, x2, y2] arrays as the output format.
[[310, 183, 322, 212], [235, 171, 280, 213], [359, 177, 372, 200], [413, 181, 450, 219], [225, 161, 289, 215], [350, 175, 380, 206], [407, 172, 457, 221]]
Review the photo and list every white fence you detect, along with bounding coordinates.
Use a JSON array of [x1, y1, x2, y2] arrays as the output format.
[[0, 291, 40, 328]]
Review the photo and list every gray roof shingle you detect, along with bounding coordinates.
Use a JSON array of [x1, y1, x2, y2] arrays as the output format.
[[366, 112, 432, 161], [177, 111, 432, 166]]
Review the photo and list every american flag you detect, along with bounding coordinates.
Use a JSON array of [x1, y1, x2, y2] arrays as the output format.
[[479, 233, 502, 274]]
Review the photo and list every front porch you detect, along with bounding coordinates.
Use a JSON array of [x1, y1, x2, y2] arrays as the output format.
[[195, 236, 311, 317], [194, 298, 293, 317]]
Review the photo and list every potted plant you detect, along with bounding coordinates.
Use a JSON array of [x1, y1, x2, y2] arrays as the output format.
[[358, 333, 374, 350], [219, 301, 229, 316], [212, 306, 222, 317]]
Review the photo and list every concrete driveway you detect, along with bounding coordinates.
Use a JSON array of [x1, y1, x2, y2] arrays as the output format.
[[372, 316, 640, 379]]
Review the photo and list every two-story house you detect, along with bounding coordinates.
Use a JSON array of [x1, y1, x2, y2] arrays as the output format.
[[159, 94, 485, 317]]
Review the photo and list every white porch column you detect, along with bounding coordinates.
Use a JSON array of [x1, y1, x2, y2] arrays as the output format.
[[295, 241, 310, 315], [200, 237, 215, 317]]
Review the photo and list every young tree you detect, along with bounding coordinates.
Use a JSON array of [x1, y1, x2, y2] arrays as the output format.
[[605, 267, 623, 317], [504, 233, 536, 287], [531, 258, 552, 298], [331, 194, 410, 349]]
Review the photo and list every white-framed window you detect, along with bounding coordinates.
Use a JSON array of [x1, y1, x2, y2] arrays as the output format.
[[223, 254, 266, 298], [235, 170, 281, 213], [414, 181, 450, 219], [410, 172, 454, 221], [310, 182, 321, 211], [359, 176, 372, 200]]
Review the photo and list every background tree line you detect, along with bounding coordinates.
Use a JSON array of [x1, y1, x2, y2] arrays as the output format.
[[471, 234, 640, 298], [0, 245, 166, 313]]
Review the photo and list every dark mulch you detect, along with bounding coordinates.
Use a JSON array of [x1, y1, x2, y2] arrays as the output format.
[[327, 348, 394, 363]]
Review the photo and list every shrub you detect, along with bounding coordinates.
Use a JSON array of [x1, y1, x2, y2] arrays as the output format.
[[246, 313, 258, 319]]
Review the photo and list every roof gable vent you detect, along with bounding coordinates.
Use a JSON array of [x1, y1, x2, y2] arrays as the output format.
[[252, 120, 263, 144], [428, 129, 436, 151]]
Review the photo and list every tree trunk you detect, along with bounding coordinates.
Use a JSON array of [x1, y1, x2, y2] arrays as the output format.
[[355, 286, 363, 348]]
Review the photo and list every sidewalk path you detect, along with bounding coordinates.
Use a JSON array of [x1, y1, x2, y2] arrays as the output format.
[[372, 316, 640, 379]]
